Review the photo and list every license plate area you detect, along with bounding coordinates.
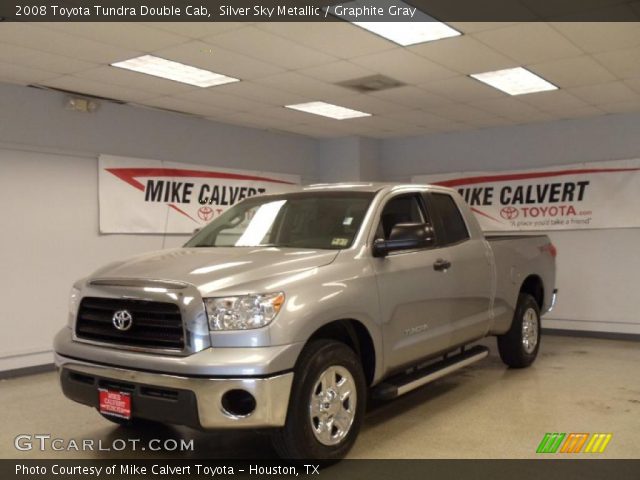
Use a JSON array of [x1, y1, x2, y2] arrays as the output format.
[[99, 389, 131, 419]]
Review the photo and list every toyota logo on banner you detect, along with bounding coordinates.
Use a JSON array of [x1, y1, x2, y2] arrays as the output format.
[[112, 310, 133, 331], [500, 206, 519, 220]]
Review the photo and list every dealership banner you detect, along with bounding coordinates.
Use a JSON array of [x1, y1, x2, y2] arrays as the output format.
[[412, 159, 640, 231], [99, 155, 300, 234]]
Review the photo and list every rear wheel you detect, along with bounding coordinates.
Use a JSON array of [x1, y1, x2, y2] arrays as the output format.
[[497, 293, 541, 368], [271, 340, 366, 460]]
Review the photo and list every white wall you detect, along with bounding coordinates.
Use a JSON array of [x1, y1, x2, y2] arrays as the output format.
[[380, 113, 640, 335], [0, 83, 320, 371], [314, 137, 382, 183], [359, 138, 382, 182], [315, 137, 362, 182], [0, 149, 172, 370]]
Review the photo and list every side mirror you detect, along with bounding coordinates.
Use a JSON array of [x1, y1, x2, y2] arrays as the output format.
[[372, 223, 435, 258]]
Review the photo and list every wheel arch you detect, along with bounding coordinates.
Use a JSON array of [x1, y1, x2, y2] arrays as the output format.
[[304, 319, 377, 387], [520, 274, 544, 309]]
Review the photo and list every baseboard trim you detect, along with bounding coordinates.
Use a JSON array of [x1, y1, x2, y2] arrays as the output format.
[[0, 363, 56, 379], [542, 328, 640, 342]]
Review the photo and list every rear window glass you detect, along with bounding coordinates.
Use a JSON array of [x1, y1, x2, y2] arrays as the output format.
[[431, 193, 469, 245]]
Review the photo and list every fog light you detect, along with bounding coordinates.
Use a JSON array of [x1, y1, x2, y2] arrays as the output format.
[[221, 390, 256, 418]]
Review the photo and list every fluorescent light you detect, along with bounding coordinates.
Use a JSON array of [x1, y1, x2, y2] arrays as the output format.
[[111, 55, 239, 88], [285, 102, 371, 120], [353, 21, 460, 46], [470, 67, 558, 95], [333, 0, 460, 46]]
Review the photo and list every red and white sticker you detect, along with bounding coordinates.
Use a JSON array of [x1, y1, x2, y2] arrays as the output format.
[[99, 389, 131, 419]]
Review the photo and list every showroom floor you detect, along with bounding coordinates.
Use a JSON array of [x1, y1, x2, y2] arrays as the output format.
[[1, 334, 638, 459]]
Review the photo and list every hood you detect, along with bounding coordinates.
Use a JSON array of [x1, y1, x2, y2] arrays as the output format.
[[89, 247, 339, 296]]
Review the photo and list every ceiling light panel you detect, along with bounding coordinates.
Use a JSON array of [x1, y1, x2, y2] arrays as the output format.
[[334, 0, 461, 46], [111, 55, 239, 87], [470, 67, 558, 95], [354, 21, 461, 46], [285, 101, 371, 119]]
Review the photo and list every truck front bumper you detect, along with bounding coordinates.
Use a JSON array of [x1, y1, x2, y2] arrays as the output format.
[[54, 355, 294, 430]]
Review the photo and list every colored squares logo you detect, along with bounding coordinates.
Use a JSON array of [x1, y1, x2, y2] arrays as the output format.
[[560, 433, 588, 453], [584, 433, 613, 453], [537, 433, 565, 453], [537, 433, 612, 454]]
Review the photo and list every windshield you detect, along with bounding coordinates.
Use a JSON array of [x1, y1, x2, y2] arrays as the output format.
[[185, 191, 375, 250]]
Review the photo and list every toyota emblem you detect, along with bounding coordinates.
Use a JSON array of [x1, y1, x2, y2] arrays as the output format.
[[112, 310, 133, 331], [198, 206, 214, 221], [500, 206, 519, 220]]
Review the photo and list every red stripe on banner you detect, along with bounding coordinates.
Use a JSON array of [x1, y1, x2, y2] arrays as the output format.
[[433, 167, 640, 188], [105, 167, 296, 190], [106, 168, 146, 191], [168, 204, 197, 223], [470, 207, 502, 223]]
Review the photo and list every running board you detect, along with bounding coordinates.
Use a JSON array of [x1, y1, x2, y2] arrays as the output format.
[[372, 345, 489, 401]]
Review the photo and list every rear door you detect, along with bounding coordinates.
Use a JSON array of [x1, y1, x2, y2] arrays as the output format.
[[423, 191, 493, 346]]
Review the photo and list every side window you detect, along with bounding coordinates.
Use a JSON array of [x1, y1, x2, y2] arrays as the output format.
[[428, 193, 470, 245], [377, 194, 426, 240]]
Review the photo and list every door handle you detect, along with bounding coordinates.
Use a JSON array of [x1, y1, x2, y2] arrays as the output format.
[[433, 258, 451, 271]]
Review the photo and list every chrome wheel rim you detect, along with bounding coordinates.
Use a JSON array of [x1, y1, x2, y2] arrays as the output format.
[[309, 365, 357, 446], [522, 307, 539, 354]]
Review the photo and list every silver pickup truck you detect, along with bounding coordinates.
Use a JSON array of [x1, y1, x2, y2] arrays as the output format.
[[54, 183, 557, 460]]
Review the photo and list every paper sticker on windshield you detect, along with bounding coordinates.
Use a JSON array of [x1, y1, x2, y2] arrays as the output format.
[[331, 238, 349, 247], [343, 217, 353, 226]]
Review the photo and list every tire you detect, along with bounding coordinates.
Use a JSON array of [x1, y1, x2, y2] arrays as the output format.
[[271, 339, 366, 461], [497, 293, 541, 368]]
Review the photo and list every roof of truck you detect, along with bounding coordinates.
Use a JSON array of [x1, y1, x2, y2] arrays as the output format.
[[302, 182, 449, 193]]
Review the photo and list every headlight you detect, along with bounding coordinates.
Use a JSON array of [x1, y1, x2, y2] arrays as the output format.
[[68, 287, 81, 326], [204, 292, 285, 331]]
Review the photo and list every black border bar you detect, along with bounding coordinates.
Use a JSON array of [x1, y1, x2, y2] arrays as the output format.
[[4, 459, 640, 480], [2, 0, 640, 22]]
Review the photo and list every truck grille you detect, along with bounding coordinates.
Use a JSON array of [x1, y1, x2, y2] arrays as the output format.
[[75, 297, 184, 350]]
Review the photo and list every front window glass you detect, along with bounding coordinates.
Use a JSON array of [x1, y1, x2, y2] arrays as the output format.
[[377, 194, 426, 239], [185, 192, 374, 250]]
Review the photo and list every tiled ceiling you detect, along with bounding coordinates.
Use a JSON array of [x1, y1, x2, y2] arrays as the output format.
[[1, 21, 639, 138]]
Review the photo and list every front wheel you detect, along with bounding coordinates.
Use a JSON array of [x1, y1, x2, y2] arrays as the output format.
[[497, 293, 541, 368], [271, 340, 366, 460]]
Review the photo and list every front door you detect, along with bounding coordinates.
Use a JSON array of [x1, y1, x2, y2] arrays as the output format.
[[372, 192, 457, 371]]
